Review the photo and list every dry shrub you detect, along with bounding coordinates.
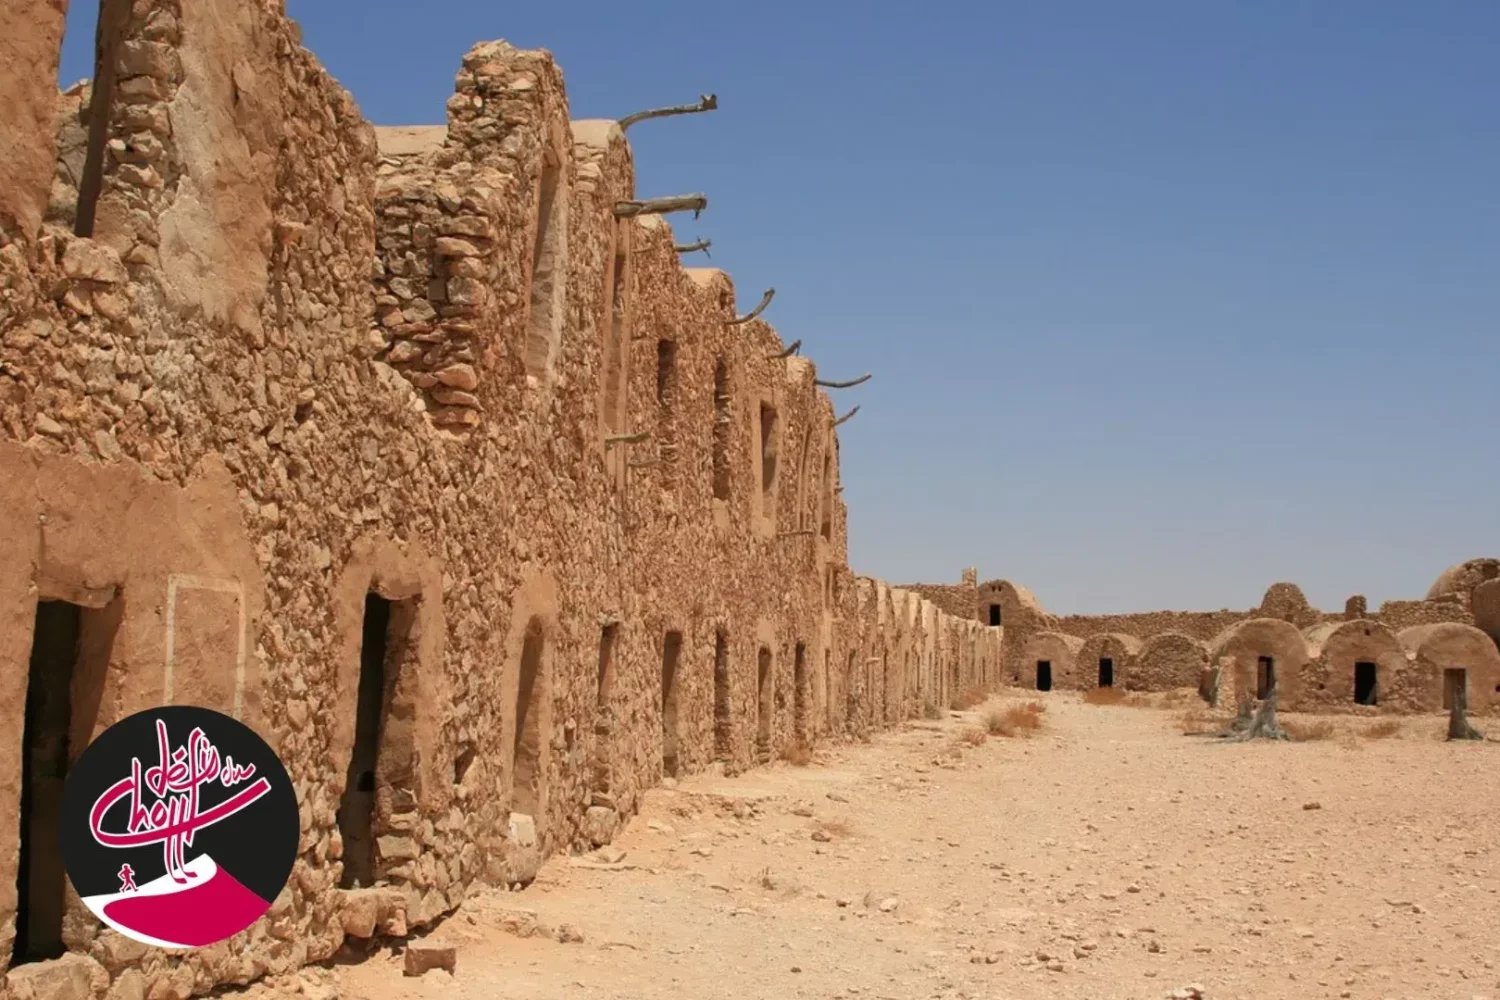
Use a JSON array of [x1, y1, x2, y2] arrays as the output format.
[[959, 726, 988, 747], [980, 702, 1008, 734], [984, 701, 1044, 738], [781, 742, 813, 766], [1364, 719, 1402, 739], [953, 687, 987, 710], [922, 699, 944, 720], [1283, 718, 1335, 742], [1083, 686, 1128, 706]]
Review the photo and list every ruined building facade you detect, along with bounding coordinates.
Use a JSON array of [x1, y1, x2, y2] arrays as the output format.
[[0, 3, 1001, 996], [907, 559, 1500, 715]]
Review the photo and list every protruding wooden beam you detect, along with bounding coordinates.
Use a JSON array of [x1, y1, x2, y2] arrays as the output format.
[[816, 373, 872, 389], [615, 194, 707, 219], [619, 94, 719, 131], [605, 431, 651, 447], [76, 0, 133, 237], [832, 405, 861, 427], [769, 339, 802, 359], [728, 288, 774, 325], [674, 238, 712, 256]]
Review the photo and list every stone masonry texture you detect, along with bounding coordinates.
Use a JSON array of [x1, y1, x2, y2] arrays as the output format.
[[0, 6, 1004, 998], [904, 562, 1500, 714]]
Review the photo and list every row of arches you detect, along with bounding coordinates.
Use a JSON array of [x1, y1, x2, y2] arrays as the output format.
[[1013, 619, 1500, 714]]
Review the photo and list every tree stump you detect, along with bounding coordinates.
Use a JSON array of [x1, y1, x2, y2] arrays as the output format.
[[1227, 690, 1254, 733], [1222, 685, 1289, 742], [1447, 682, 1484, 742]]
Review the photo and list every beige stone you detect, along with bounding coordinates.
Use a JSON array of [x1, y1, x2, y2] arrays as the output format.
[[402, 942, 455, 977]]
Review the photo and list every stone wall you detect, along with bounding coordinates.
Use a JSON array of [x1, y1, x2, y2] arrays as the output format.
[[0, 7, 1000, 999], [907, 570, 1491, 706]]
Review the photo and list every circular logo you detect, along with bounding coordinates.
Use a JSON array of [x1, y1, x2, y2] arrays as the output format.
[[59, 706, 298, 949]]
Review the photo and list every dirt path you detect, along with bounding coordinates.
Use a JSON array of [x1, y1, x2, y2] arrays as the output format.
[[332, 696, 1500, 1000]]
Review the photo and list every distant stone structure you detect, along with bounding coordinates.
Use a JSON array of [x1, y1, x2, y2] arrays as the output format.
[[0, 6, 1000, 996], [905, 560, 1500, 714]]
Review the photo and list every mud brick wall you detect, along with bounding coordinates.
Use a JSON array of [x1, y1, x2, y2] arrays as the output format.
[[0, 5, 999, 999]]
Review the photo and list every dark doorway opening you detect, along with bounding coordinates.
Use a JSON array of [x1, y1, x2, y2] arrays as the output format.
[[756, 647, 773, 762], [793, 642, 808, 742], [1256, 656, 1275, 699], [1098, 657, 1114, 688], [1036, 660, 1052, 692], [1353, 661, 1377, 706], [338, 594, 390, 890], [1443, 667, 1467, 711], [16, 600, 89, 965], [712, 630, 731, 760], [845, 651, 858, 727], [592, 623, 618, 791], [513, 621, 545, 817], [988, 604, 1002, 627], [661, 631, 682, 777]]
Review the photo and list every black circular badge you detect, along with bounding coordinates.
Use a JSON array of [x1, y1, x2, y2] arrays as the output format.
[[59, 706, 298, 949]]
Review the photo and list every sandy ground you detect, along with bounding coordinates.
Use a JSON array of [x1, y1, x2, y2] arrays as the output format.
[[331, 694, 1500, 1000]]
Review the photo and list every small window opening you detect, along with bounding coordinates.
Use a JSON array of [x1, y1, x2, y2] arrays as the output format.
[[1035, 660, 1052, 692], [661, 631, 682, 777], [1256, 656, 1275, 699], [759, 403, 779, 516], [1353, 661, 1377, 706], [656, 339, 678, 490], [1098, 657, 1114, 688], [512, 620, 545, 817], [713, 630, 732, 760], [712, 359, 731, 500], [756, 647, 773, 763], [988, 604, 1002, 627]]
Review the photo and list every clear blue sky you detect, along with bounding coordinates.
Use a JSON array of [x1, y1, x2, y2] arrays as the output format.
[[59, 2, 1498, 615]]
